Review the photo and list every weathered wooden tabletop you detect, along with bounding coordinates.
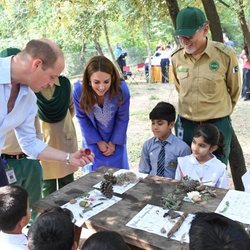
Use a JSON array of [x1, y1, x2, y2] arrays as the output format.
[[33, 166, 228, 250]]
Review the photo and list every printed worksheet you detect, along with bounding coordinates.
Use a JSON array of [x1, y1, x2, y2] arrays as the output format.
[[93, 169, 148, 194], [61, 189, 122, 227], [126, 204, 195, 243], [215, 190, 250, 224]]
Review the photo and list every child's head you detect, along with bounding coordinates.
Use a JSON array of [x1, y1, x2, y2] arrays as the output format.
[[189, 212, 250, 250], [81, 231, 130, 250], [0, 185, 30, 232], [149, 102, 175, 141], [28, 207, 76, 250], [191, 123, 224, 162]]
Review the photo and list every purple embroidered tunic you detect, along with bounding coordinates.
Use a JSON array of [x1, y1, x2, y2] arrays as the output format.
[[73, 80, 130, 170]]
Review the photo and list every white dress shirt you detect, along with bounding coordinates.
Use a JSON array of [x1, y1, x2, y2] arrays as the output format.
[[0, 56, 47, 158], [0, 231, 27, 250]]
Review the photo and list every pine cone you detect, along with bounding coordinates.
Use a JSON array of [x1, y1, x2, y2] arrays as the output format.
[[116, 172, 137, 186], [104, 172, 117, 185], [100, 180, 113, 198], [179, 176, 200, 192]]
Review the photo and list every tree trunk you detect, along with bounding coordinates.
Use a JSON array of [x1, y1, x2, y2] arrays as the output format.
[[143, 20, 152, 83], [236, 0, 250, 59], [102, 18, 123, 76], [165, 0, 179, 29], [201, 0, 223, 42], [94, 38, 104, 56], [80, 41, 87, 67]]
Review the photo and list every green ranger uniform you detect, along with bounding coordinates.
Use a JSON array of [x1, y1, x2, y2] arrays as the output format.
[[1, 125, 43, 224], [171, 40, 240, 164]]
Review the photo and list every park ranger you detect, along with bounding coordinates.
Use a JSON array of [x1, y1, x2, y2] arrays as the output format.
[[171, 7, 240, 165]]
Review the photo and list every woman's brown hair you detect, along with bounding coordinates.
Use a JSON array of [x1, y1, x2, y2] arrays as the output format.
[[80, 55, 122, 113]]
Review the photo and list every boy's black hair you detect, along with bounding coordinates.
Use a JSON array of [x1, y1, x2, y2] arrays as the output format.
[[82, 231, 130, 250], [149, 102, 176, 122], [189, 212, 250, 250], [0, 185, 28, 231], [28, 207, 75, 250]]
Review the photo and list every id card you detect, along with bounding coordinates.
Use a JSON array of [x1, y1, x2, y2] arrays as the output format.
[[6, 169, 17, 184], [177, 127, 184, 140]]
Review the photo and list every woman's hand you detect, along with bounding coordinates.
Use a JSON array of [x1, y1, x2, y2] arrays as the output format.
[[102, 141, 115, 156], [97, 141, 115, 156], [97, 141, 109, 153]]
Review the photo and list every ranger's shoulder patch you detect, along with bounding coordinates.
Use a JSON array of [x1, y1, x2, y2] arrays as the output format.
[[213, 41, 235, 56]]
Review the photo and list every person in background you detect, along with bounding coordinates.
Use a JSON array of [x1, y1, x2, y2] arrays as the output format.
[[175, 123, 228, 189], [0, 39, 94, 187], [189, 212, 250, 250], [0, 185, 30, 250], [36, 75, 78, 197], [0, 48, 43, 225], [114, 43, 127, 76], [160, 45, 171, 83], [144, 56, 151, 82], [151, 46, 163, 83], [239, 44, 250, 101], [171, 7, 240, 166], [27, 207, 77, 250], [81, 231, 130, 250], [139, 102, 190, 178], [73, 55, 130, 171], [223, 32, 235, 48]]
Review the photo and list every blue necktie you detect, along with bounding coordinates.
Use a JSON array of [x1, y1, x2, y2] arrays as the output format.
[[157, 141, 167, 176]]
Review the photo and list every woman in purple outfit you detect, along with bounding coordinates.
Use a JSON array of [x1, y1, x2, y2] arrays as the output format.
[[73, 56, 130, 170]]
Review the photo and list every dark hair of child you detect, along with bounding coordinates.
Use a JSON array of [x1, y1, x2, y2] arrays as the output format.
[[193, 123, 225, 157], [81, 231, 130, 250], [149, 102, 176, 122], [28, 207, 75, 250], [0, 185, 28, 231], [189, 212, 250, 250]]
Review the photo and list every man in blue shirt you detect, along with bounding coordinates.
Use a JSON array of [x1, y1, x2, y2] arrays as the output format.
[[223, 33, 235, 48]]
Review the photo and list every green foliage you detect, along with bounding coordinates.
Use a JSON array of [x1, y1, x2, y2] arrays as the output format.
[[0, 0, 249, 73]]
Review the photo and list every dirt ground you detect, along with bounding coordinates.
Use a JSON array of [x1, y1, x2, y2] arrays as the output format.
[[74, 82, 250, 188]]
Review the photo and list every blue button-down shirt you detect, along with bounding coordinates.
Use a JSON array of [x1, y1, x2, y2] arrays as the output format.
[[139, 133, 191, 178], [0, 56, 47, 158]]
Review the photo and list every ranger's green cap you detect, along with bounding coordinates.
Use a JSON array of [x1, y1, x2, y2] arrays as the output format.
[[0, 47, 21, 57], [175, 7, 207, 37]]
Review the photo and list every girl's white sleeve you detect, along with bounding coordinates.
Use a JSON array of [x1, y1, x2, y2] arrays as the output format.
[[216, 169, 229, 189]]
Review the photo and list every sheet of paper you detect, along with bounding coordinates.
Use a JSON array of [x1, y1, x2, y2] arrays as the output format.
[[242, 171, 250, 192], [61, 189, 122, 227], [126, 204, 194, 243], [93, 169, 148, 194], [215, 190, 250, 224]]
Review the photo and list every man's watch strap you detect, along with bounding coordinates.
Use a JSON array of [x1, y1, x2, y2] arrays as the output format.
[[65, 153, 71, 165]]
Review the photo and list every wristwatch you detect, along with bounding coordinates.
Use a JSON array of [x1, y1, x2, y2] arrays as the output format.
[[65, 153, 71, 165]]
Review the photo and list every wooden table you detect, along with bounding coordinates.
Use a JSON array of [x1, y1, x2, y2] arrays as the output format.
[[33, 167, 228, 250]]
